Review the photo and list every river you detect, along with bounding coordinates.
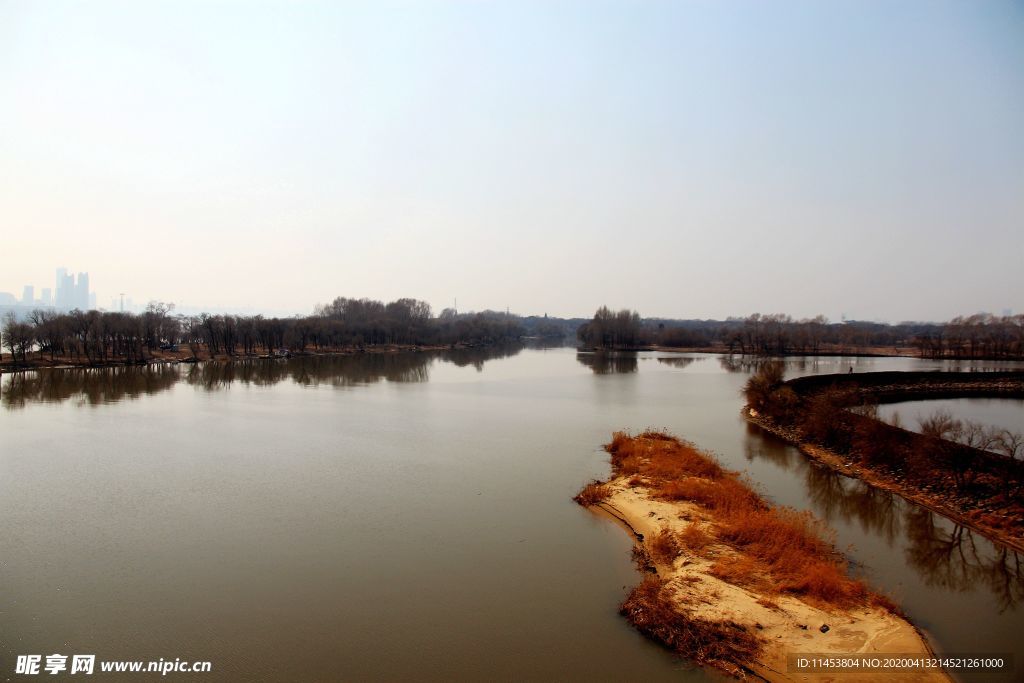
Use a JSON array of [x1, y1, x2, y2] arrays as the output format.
[[2, 348, 1022, 681]]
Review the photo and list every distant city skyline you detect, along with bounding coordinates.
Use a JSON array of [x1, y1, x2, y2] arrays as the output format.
[[2, 1, 1023, 321], [1, 267, 96, 312], [0, 263, 1016, 323]]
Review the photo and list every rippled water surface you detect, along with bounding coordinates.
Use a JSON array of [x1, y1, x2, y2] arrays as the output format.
[[2, 349, 1022, 681]]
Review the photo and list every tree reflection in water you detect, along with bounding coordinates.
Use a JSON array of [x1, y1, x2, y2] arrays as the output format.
[[719, 355, 841, 375], [656, 356, 697, 370], [904, 507, 1024, 613], [1, 345, 524, 408], [1, 364, 180, 409], [744, 428, 1024, 611], [576, 352, 638, 374]]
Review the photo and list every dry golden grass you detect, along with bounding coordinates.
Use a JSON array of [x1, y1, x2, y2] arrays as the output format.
[[678, 523, 712, 554], [649, 527, 681, 565], [709, 555, 769, 592], [573, 480, 612, 506], [620, 575, 761, 674], [597, 431, 879, 609]]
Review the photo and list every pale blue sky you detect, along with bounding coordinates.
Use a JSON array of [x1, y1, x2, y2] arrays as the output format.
[[2, 0, 1022, 320]]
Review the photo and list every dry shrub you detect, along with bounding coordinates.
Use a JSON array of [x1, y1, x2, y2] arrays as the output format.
[[632, 544, 656, 574], [606, 431, 724, 481], [717, 505, 868, 607], [777, 560, 867, 606], [649, 527, 681, 565], [718, 507, 833, 563], [654, 477, 760, 515], [606, 430, 631, 454], [744, 361, 786, 414], [657, 478, 718, 503], [709, 555, 768, 592], [573, 480, 611, 506], [638, 429, 677, 441], [620, 575, 761, 672], [601, 432, 881, 610], [678, 523, 712, 554]]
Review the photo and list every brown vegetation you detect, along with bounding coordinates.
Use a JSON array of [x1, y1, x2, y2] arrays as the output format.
[[573, 480, 612, 506], [648, 527, 682, 565], [601, 431, 874, 608], [620, 575, 760, 676], [745, 366, 1024, 550], [575, 431, 942, 680]]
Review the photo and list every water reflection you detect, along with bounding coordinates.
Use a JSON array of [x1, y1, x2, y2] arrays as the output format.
[[904, 508, 1024, 613], [744, 427, 1024, 611], [0, 364, 180, 409], [743, 427, 903, 544], [1, 345, 523, 408], [184, 353, 434, 390], [656, 357, 697, 369], [576, 352, 638, 374], [719, 355, 845, 374], [446, 344, 524, 371]]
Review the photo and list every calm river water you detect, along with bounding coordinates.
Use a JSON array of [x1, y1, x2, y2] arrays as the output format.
[[877, 398, 1023, 436], [2, 348, 1022, 681]]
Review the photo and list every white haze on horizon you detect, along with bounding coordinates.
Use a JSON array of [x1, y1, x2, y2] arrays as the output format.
[[2, 0, 1022, 323]]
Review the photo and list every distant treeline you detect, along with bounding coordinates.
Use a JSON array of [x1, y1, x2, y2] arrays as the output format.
[[6, 299, 1022, 365], [579, 308, 1024, 360], [1, 297, 530, 365]]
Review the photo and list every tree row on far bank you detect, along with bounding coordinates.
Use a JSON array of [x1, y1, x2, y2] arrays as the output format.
[[578, 307, 1024, 359], [1, 297, 526, 366]]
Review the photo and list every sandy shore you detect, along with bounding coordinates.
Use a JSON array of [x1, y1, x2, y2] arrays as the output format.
[[585, 466, 950, 679]]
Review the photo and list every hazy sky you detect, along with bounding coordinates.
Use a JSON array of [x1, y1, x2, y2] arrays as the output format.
[[2, 0, 1022, 321]]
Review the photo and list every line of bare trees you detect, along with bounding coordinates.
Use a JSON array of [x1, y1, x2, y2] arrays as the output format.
[[581, 310, 1024, 358], [2, 297, 525, 366], [916, 409, 1023, 460], [911, 314, 1024, 360]]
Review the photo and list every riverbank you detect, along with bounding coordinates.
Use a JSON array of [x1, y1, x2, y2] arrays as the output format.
[[651, 345, 921, 358], [575, 432, 947, 682], [744, 370, 1024, 553], [746, 408, 1024, 554], [580, 344, 923, 358]]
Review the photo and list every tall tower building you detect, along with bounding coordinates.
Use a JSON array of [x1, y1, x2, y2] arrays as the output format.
[[22, 285, 34, 305], [55, 267, 76, 309], [55, 267, 68, 308], [76, 272, 90, 310]]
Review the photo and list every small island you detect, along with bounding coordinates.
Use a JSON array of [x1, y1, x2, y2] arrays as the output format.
[[576, 431, 948, 681]]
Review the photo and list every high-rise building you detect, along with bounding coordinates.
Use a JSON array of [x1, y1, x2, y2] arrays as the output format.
[[53, 267, 94, 310], [55, 267, 74, 308], [76, 272, 89, 310], [22, 285, 34, 305]]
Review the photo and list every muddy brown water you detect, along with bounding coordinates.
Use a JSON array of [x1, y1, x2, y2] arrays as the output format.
[[2, 349, 1022, 681]]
